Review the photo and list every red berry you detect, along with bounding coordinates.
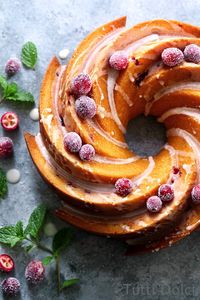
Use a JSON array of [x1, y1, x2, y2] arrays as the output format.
[[115, 178, 133, 197], [0, 137, 13, 158], [5, 58, 21, 76], [0, 254, 14, 272], [75, 96, 96, 119], [184, 44, 200, 63], [161, 47, 184, 67], [79, 144, 95, 161], [64, 132, 82, 153], [25, 260, 45, 285], [109, 51, 128, 70], [1, 112, 19, 131], [158, 184, 174, 202], [1, 277, 20, 296], [191, 184, 200, 204], [71, 73, 92, 96], [146, 196, 162, 213]]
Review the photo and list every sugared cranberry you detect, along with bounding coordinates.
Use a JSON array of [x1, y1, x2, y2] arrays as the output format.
[[1, 277, 20, 296], [25, 260, 45, 285], [79, 144, 95, 161], [115, 178, 133, 197], [75, 96, 97, 119], [161, 47, 184, 67], [0, 254, 14, 272], [0, 137, 13, 158], [1, 112, 19, 131], [191, 184, 200, 204], [71, 73, 92, 97], [5, 58, 21, 76], [109, 51, 128, 70], [158, 184, 174, 202], [146, 196, 162, 213], [64, 132, 82, 153], [184, 44, 200, 63]]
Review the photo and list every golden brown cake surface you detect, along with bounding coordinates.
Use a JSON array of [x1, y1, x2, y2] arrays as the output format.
[[25, 17, 200, 253]]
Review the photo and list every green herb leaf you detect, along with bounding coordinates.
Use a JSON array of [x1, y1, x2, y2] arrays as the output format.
[[15, 91, 34, 103], [24, 244, 35, 253], [0, 75, 8, 90], [0, 168, 8, 198], [0, 225, 22, 247], [52, 228, 73, 256], [21, 41, 37, 69], [15, 221, 24, 238], [24, 204, 46, 239], [42, 255, 54, 266], [0, 76, 34, 103], [61, 278, 79, 290]]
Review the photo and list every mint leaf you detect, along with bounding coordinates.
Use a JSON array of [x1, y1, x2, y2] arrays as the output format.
[[15, 91, 34, 103], [0, 76, 8, 90], [24, 204, 46, 238], [52, 228, 73, 256], [61, 278, 79, 290], [0, 225, 22, 247], [15, 221, 24, 237], [0, 168, 8, 198], [21, 41, 37, 69], [0, 76, 34, 103], [42, 256, 54, 266]]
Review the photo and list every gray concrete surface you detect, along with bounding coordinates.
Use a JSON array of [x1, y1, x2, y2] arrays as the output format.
[[0, 0, 200, 299]]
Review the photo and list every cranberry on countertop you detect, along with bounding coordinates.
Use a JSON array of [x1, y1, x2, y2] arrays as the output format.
[[0, 254, 14, 272], [0, 137, 13, 158], [25, 260, 45, 285], [1, 277, 20, 296]]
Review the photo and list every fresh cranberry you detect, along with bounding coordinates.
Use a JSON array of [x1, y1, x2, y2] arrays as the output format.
[[1, 277, 20, 296], [0, 254, 14, 272], [184, 44, 200, 63], [75, 96, 97, 119], [115, 178, 133, 197], [64, 132, 82, 153], [161, 47, 184, 67], [71, 73, 92, 96], [1, 112, 19, 131], [109, 51, 128, 70], [79, 144, 95, 161], [158, 184, 174, 202], [5, 58, 21, 76], [191, 184, 200, 204], [146, 196, 162, 213], [25, 260, 45, 285], [0, 137, 13, 158]]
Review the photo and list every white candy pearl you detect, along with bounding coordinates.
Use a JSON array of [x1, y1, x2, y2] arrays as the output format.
[[30, 108, 39, 121], [58, 48, 70, 60], [6, 169, 21, 184]]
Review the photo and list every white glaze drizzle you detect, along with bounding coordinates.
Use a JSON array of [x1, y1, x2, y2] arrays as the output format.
[[145, 82, 200, 116], [115, 84, 133, 107], [158, 107, 200, 123], [132, 156, 155, 185], [167, 128, 200, 182], [107, 69, 126, 133]]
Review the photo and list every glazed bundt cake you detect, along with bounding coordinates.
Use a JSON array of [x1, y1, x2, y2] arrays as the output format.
[[25, 17, 200, 253]]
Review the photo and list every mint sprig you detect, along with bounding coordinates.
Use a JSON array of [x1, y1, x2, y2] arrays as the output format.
[[0, 168, 8, 198], [0, 75, 34, 103], [21, 41, 37, 69], [0, 204, 78, 293]]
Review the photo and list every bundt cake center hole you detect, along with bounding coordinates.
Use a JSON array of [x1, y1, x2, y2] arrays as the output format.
[[125, 115, 167, 157]]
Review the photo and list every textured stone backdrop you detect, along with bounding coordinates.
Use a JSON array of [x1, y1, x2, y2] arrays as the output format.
[[0, 0, 200, 299]]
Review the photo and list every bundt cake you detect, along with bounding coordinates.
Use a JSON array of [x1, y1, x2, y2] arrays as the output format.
[[25, 17, 200, 253]]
